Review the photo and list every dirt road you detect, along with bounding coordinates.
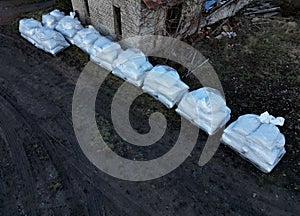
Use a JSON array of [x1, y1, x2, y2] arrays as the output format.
[[0, 1, 299, 215], [0, 0, 55, 25]]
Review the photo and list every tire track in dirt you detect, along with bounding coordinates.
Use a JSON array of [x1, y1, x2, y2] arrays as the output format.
[[37, 126, 153, 216], [0, 131, 19, 216], [1, 26, 299, 215], [0, 30, 155, 215], [0, 95, 37, 215]]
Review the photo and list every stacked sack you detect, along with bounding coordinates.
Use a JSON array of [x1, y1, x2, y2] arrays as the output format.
[[72, 25, 101, 53], [142, 65, 189, 108], [89, 37, 122, 71], [222, 112, 286, 173], [54, 12, 83, 44], [112, 48, 153, 87], [176, 87, 231, 135], [19, 9, 289, 174], [19, 18, 42, 44], [19, 18, 70, 55], [42, 9, 65, 29]]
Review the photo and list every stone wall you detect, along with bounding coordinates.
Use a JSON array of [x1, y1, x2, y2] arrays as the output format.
[[72, 0, 168, 38], [139, 2, 166, 36], [70, 0, 90, 24], [87, 0, 115, 36], [119, 0, 142, 38], [138, 0, 206, 37], [72, 0, 252, 39], [71, 0, 203, 38], [77, 0, 142, 39]]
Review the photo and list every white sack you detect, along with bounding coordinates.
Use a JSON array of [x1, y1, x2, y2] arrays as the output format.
[[19, 18, 42, 38], [33, 27, 70, 55], [89, 37, 122, 71], [142, 65, 189, 108], [112, 48, 153, 87], [42, 9, 65, 29], [50, 9, 65, 20], [19, 18, 69, 55], [176, 87, 231, 135], [55, 12, 83, 43], [222, 112, 286, 173], [72, 25, 101, 53]]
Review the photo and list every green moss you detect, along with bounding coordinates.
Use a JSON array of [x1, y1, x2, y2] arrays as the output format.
[[55, 0, 72, 12], [49, 182, 62, 191]]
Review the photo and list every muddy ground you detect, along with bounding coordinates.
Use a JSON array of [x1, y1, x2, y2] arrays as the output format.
[[0, 0, 299, 215]]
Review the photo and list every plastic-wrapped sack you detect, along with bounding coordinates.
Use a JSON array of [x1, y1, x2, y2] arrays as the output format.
[[55, 12, 83, 43], [222, 112, 286, 173], [32, 27, 70, 55], [176, 87, 231, 135], [72, 26, 101, 53], [19, 18, 69, 55], [19, 18, 42, 44], [42, 9, 65, 29], [142, 65, 189, 108], [112, 48, 153, 87], [89, 37, 122, 71]]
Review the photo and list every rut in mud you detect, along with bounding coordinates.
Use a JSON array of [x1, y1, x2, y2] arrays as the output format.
[[0, 0, 299, 215]]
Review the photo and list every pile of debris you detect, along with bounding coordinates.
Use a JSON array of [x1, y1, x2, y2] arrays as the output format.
[[244, 0, 281, 19], [204, 0, 233, 12], [194, 0, 282, 41], [201, 23, 238, 40], [18, 9, 287, 173]]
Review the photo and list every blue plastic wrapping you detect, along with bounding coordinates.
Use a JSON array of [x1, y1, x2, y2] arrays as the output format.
[[176, 87, 231, 135], [222, 112, 286, 173], [112, 48, 153, 87], [142, 65, 189, 108]]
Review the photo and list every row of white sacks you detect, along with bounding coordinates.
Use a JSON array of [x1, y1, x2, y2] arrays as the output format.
[[19, 10, 231, 135], [19, 17, 70, 55], [19, 10, 286, 173]]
